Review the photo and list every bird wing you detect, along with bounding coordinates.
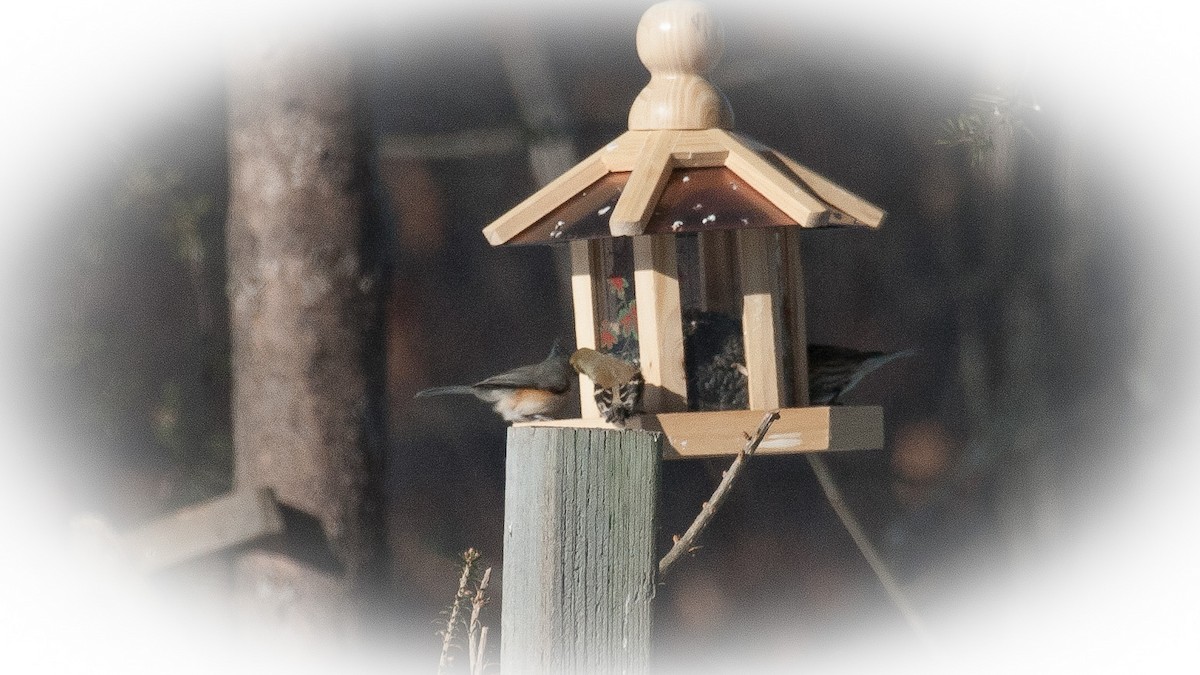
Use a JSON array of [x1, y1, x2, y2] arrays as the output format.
[[473, 360, 570, 393], [473, 364, 543, 390]]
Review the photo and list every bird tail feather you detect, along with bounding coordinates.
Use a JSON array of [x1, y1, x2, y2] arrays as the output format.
[[866, 348, 918, 371], [414, 385, 476, 398]]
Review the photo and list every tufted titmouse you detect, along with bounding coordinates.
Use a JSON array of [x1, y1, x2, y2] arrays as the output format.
[[569, 347, 644, 425], [414, 341, 572, 422]]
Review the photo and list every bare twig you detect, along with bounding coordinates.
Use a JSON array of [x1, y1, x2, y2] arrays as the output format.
[[658, 410, 781, 580], [805, 454, 939, 653], [468, 566, 492, 675], [438, 548, 480, 674]]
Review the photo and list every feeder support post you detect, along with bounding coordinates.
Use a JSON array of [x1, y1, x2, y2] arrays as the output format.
[[501, 426, 661, 674]]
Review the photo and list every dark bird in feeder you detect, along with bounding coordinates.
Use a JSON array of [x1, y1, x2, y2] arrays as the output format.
[[806, 344, 918, 405], [684, 310, 916, 409], [414, 341, 572, 422], [569, 347, 644, 425], [684, 310, 750, 411]]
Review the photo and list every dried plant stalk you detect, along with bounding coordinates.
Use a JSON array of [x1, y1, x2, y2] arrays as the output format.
[[438, 548, 480, 674], [468, 567, 492, 675]]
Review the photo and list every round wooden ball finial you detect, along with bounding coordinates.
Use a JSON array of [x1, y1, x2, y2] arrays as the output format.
[[636, 0, 723, 74], [628, 0, 734, 131]]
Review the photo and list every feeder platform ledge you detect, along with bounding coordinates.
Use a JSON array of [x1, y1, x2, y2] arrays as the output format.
[[515, 405, 883, 460]]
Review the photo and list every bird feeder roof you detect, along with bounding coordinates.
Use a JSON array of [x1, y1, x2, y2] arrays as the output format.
[[500, 151, 880, 246], [482, 1, 884, 247]]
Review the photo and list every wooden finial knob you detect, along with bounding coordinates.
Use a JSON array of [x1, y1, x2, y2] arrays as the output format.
[[628, 0, 734, 131]]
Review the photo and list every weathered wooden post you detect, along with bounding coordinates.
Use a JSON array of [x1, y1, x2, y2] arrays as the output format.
[[485, 1, 889, 670], [501, 426, 660, 672]]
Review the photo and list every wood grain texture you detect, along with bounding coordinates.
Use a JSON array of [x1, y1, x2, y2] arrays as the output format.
[[633, 234, 689, 412], [719, 130, 828, 226], [598, 130, 728, 171], [769, 149, 885, 227], [669, 128, 730, 161], [598, 130, 651, 171], [737, 228, 787, 409], [516, 406, 884, 459], [627, 0, 733, 130], [482, 150, 610, 245], [610, 130, 679, 235], [502, 426, 660, 674]]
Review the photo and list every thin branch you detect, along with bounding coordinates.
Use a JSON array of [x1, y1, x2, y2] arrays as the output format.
[[468, 566, 492, 675], [805, 454, 940, 654], [658, 410, 781, 580]]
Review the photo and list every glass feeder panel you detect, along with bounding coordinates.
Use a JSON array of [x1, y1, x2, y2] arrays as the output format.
[[676, 231, 747, 411], [675, 233, 703, 315], [596, 237, 639, 366], [506, 172, 630, 245], [643, 166, 799, 235], [694, 229, 742, 318]]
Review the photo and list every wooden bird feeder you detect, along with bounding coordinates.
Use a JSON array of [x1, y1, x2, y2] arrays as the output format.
[[483, 0, 887, 459]]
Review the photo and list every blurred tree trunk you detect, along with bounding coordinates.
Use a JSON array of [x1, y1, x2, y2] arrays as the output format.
[[225, 33, 384, 644], [951, 75, 1065, 574], [979, 103, 1060, 570]]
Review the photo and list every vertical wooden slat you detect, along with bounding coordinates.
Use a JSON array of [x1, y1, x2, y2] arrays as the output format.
[[571, 239, 605, 418], [633, 234, 688, 412], [502, 426, 660, 674], [783, 229, 809, 406], [737, 228, 787, 409]]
